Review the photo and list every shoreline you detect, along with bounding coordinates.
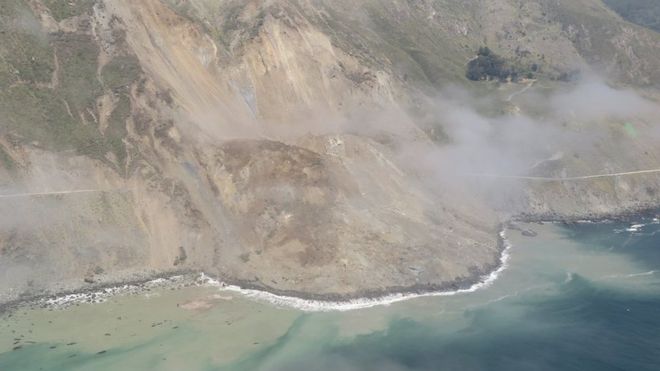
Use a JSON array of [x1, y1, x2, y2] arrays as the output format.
[[2, 207, 658, 314], [0, 269, 197, 315], [206, 227, 508, 305], [514, 205, 660, 224], [0, 230, 510, 314], [201, 230, 512, 311], [206, 205, 660, 310]]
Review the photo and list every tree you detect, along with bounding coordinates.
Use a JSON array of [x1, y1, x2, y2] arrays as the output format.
[[466, 47, 509, 81]]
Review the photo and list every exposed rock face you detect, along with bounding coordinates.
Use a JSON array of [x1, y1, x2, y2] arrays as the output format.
[[0, 0, 659, 302]]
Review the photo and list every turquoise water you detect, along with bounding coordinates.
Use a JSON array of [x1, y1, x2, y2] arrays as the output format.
[[1, 219, 659, 370]]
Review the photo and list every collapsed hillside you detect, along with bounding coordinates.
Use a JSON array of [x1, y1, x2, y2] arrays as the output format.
[[1, 0, 659, 303]]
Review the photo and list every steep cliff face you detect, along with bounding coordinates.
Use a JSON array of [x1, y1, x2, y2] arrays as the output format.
[[0, 0, 659, 302]]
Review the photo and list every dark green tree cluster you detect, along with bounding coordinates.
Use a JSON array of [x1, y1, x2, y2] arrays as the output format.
[[466, 47, 535, 82], [466, 47, 506, 81]]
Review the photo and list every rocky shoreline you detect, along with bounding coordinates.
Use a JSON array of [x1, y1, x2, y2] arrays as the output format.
[[0, 269, 197, 315], [514, 206, 660, 224], [209, 229, 508, 304], [2, 206, 659, 314], [0, 230, 509, 314], [201, 206, 659, 304]]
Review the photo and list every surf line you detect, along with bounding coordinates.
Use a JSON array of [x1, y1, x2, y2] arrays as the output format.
[[25, 232, 512, 313], [202, 230, 513, 312]]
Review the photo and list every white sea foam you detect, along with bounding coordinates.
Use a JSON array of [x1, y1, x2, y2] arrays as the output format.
[[564, 272, 575, 283], [39, 275, 189, 310], [201, 230, 513, 312], [627, 270, 657, 277], [575, 220, 596, 224], [43, 285, 136, 307], [626, 223, 646, 232], [32, 233, 513, 313], [600, 270, 658, 280]]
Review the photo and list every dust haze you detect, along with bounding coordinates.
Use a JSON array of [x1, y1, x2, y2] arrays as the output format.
[[3, 73, 660, 215], [380, 77, 660, 208]]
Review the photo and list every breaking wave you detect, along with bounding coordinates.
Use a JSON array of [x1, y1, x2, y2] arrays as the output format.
[[30, 231, 514, 313], [201, 230, 513, 312]]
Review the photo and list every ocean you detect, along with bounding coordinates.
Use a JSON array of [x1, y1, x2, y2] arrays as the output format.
[[1, 217, 659, 371]]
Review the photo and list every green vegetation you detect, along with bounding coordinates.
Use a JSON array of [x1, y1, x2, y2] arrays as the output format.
[[603, 0, 660, 33], [466, 47, 508, 81], [0, 0, 55, 87], [361, 3, 469, 86], [549, 0, 660, 85], [0, 1, 138, 169], [102, 55, 142, 91], [0, 84, 100, 151], [0, 27, 107, 156], [104, 93, 131, 163], [42, 0, 96, 22], [0, 30, 54, 85], [52, 32, 103, 112], [466, 47, 536, 82], [0, 146, 16, 170]]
